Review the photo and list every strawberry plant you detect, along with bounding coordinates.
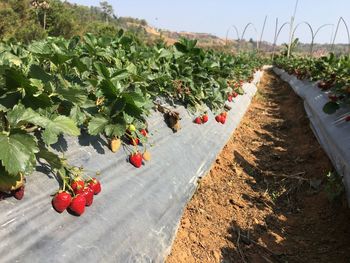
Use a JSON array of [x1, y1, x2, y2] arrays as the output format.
[[0, 31, 263, 210], [273, 53, 350, 116]]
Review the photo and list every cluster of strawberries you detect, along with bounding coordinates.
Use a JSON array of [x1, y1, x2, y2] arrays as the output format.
[[52, 177, 101, 216], [227, 91, 238, 102], [194, 114, 209, 124], [126, 125, 151, 168], [128, 128, 148, 146], [215, 112, 227, 124], [109, 124, 151, 168]]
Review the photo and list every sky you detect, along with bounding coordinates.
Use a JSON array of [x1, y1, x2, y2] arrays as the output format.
[[68, 0, 350, 44]]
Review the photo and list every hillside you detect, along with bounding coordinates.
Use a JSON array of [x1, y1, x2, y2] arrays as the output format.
[[0, 0, 347, 54], [0, 0, 270, 51]]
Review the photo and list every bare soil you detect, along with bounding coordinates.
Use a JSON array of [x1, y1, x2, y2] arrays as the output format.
[[166, 69, 350, 263]]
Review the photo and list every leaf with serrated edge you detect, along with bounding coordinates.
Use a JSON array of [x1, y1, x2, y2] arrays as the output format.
[[42, 116, 80, 145], [7, 104, 49, 128], [0, 133, 38, 174], [105, 123, 125, 137], [88, 116, 109, 136]]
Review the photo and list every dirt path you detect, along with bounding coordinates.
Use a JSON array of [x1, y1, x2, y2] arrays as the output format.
[[166, 69, 350, 263]]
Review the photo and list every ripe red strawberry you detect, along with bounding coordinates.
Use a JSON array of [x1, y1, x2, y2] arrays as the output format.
[[215, 115, 223, 123], [88, 178, 101, 195], [328, 94, 338, 102], [69, 195, 86, 216], [129, 152, 143, 168], [221, 112, 227, 118], [140, 129, 148, 137], [345, 115, 350, 122], [130, 137, 140, 146], [201, 114, 209, 123], [52, 191, 72, 213], [82, 187, 94, 206], [194, 117, 202, 124], [71, 179, 85, 195], [228, 95, 233, 102], [12, 186, 25, 200], [232, 92, 238, 98], [220, 117, 226, 124]]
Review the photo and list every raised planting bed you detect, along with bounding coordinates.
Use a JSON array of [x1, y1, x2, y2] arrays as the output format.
[[273, 67, 350, 204], [0, 67, 263, 262]]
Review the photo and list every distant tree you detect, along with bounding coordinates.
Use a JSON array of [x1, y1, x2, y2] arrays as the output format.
[[0, 8, 18, 37], [281, 38, 299, 57], [9, 0, 27, 19], [30, 0, 50, 30], [45, 0, 76, 37], [14, 20, 47, 43], [140, 19, 147, 26], [100, 1, 113, 24], [0, 0, 147, 43]]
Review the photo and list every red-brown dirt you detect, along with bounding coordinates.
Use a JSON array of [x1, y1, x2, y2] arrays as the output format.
[[166, 69, 350, 263]]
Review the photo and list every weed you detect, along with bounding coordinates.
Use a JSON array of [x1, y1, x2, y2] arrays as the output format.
[[325, 171, 344, 202]]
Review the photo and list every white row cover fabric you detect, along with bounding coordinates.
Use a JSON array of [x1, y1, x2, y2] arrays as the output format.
[[0, 71, 263, 263], [273, 67, 350, 203]]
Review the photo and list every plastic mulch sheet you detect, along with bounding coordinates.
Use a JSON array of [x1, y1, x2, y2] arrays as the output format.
[[0, 71, 263, 263], [273, 67, 350, 204]]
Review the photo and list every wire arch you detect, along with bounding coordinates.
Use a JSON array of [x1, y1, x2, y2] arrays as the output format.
[[331, 17, 350, 53], [291, 21, 313, 54], [225, 25, 240, 46], [312, 24, 334, 54], [241, 22, 258, 50], [272, 21, 290, 59]]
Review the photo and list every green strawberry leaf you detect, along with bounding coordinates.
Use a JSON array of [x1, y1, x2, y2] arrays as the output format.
[[0, 52, 22, 67], [123, 92, 147, 108], [0, 91, 21, 112], [29, 65, 52, 83], [42, 116, 80, 145], [104, 123, 125, 138], [70, 105, 86, 125], [323, 102, 340, 114], [88, 116, 109, 135], [0, 133, 39, 174], [57, 85, 88, 104], [8, 105, 80, 145], [36, 147, 62, 170], [7, 104, 49, 128], [94, 62, 110, 78]]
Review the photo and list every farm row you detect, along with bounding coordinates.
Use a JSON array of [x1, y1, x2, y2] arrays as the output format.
[[273, 54, 350, 116], [1, 29, 349, 214], [0, 31, 263, 214]]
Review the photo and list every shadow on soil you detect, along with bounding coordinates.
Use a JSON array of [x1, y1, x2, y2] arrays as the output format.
[[220, 70, 350, 263]]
